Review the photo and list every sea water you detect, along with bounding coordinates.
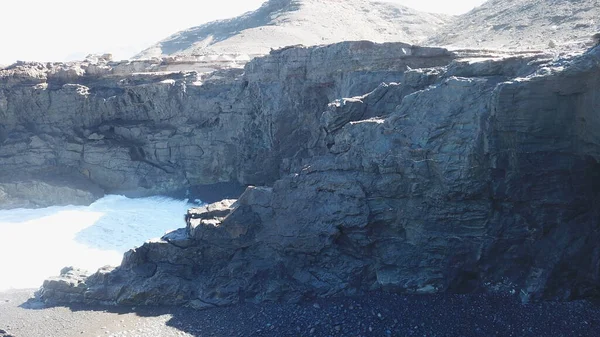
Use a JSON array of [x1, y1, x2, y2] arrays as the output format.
[[0, 195, 195, 291]]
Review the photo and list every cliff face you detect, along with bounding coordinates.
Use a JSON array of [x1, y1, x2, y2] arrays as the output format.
[[0, 42, 453, 208], [37, 43, 600, 306]]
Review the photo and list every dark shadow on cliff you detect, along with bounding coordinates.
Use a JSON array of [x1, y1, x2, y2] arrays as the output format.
[[166, 182, 247, 204]]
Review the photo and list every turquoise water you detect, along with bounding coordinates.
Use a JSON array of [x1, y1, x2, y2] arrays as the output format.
[[0, 195, 194, 290]]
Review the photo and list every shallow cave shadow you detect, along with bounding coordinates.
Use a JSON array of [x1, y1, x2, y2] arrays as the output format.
[[167, 182, 247, 205]]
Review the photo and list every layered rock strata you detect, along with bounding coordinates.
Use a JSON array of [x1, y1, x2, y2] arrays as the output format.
[[0, 42, 454, 208], [38, 44, 600, 306]]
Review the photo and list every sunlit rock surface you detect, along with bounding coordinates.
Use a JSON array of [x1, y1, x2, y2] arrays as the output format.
[[38, 43, 600, 306], [0, 41, 454, 208]]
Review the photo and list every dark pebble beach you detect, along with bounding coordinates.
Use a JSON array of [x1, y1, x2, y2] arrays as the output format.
[[1, 289, 599, 337]]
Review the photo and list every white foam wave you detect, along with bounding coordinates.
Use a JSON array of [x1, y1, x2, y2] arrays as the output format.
[[0, 195, 194, 291]]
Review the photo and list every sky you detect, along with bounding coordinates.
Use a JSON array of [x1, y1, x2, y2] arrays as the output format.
[[0, 0, 487, 65]]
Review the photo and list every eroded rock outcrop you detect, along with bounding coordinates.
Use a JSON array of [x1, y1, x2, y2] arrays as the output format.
[[38, 44, 600, 306], [0, 176, 103, 209], [0, 41, 454, 208]]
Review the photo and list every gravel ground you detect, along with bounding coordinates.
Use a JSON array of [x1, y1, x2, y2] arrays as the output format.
[[1, 289, 599, 337]]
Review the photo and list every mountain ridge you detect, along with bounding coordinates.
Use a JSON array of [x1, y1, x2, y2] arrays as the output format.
[[136, 0, 600, 59], [427, 0, 600, 49], [134, 0, 451, 59]]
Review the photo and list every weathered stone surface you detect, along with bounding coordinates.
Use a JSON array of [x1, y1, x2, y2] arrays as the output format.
[[37, 267, 90, 305], [0, 175, 103, 210], [0, 41, 455, 208], [38, 44, 600, 306]]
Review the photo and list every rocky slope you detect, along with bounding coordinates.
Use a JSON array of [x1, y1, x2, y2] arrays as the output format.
[[134, 0, 450, 59], [37, 42, 600, 306], [427, 0, 600, 49]]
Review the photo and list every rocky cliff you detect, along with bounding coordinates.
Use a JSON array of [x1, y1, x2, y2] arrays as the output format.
[[0, 42, 454, 208], [36, 42, 600, 306]]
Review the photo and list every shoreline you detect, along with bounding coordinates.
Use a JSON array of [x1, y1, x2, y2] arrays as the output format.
[[2, 289, 599, 336], [0, 289, 187, 337]]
